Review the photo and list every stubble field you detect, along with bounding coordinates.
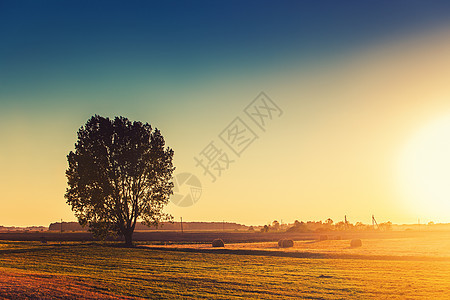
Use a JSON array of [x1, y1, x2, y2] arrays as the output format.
[[1, 233, 450, 299]]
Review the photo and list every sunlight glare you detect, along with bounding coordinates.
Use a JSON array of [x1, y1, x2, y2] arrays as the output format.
[[398, 114, 450, 221]]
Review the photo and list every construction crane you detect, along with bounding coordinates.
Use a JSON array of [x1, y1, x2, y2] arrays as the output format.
[[372, 215, 379, 230]]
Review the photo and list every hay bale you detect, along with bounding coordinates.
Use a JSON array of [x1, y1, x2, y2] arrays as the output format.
[[350, 239, 362, 247], [279, 239, 294, 248], [212, 239, 225, 247], [283, 239, 294, 248], [319, 235, 328, 241]]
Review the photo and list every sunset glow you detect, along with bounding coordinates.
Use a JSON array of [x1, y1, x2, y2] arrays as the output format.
[[2, 2, 450, 299], [398, 114, 450, 221], [1, 2, 450, 227]]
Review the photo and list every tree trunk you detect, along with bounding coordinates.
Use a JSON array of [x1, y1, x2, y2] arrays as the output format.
[[124, 230, 133, 247]]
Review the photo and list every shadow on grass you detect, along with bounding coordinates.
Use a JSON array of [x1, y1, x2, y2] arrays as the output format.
[[0, 241, 126, 255], [139, 245, 450, 262]]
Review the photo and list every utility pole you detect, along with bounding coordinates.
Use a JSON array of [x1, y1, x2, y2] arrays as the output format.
[[180, 217, 183, 234], [344, 215, 348, 230]]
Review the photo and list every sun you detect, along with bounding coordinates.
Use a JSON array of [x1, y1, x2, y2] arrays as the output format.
[[398, 115, 450, 222]]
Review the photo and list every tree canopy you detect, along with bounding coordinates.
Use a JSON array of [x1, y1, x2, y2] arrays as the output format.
[[65, 115, 174, 246]]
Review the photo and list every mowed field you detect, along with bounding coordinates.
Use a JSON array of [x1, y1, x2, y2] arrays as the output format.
[[145, 233, 450, 260], [1, 235, 450, 299]]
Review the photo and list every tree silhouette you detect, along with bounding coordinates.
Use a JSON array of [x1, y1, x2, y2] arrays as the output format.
[[378, 221, 393, 231], [261, 225, 269, 233], [271, 220, 280, 231], [65, 115, 174, 246], [324, 218, 333, 226]]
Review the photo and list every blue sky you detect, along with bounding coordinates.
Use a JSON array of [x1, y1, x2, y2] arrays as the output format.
[[3, 0, 450, 108]]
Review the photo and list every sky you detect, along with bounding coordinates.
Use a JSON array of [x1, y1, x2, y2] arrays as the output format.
[[2, 1, 450, 226]]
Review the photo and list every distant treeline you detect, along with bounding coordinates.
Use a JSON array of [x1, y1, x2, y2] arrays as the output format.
[[260, 219, 450, 233], [260, 219, 393, 233], [4, 220, 450, 233], [0, 226, 46, 232], [48, 221, 248, 232]]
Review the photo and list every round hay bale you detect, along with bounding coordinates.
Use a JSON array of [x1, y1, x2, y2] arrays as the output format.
[[319, 235, 328, 241], [212, 239, 225, 247], [280, 239, 294, 248], [350, 239, 362, 248]]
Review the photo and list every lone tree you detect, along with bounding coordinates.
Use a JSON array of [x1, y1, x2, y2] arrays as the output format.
[[65, 115, 174, 246]]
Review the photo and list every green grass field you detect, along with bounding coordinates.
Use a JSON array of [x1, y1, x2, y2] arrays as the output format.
[[1, 240, 450, 299]]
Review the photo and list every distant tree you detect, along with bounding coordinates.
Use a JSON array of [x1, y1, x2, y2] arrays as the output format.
[[378, 221, 393, 231], [65, 115, 174, 246], [261, 225, 269, 233], [272, 220, 280, 231], [286, 221, 309, 233], [325, 218, 333, 226], [335, 221, 346, 231], [355, 222, 368, 231]]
